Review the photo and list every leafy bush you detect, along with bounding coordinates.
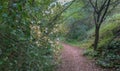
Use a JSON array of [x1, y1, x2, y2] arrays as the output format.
[[96, 40, 120, 68], [0, 0, 61, 71], [83, 48, 98, 58]]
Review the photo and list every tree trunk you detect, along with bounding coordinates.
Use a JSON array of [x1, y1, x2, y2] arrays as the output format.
[[94, 26, 100, 50]]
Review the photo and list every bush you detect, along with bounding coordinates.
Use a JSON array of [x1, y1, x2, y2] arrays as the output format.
[[96, 40, 120, 68], [0, 0, 60, 71], [83, 48, 98, 58]]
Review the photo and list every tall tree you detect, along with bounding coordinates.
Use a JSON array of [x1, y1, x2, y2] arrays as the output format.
[[89, 0, 120, 50]]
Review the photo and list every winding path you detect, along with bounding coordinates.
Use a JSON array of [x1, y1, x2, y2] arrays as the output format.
[[57, 43, 108, 71]]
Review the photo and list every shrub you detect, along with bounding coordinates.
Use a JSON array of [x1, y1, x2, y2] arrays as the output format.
[[96, 40, 120, 68], [0, 0, 60, 71]]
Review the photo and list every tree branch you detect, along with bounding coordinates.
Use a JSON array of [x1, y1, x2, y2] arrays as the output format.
[[48, 0, 76, 26], [99, 0, 111, 26], [89, 0, 98, 13]]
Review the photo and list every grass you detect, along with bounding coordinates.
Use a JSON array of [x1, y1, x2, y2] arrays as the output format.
[[63, 39, 93, 49], [64, 40, 81, 47]]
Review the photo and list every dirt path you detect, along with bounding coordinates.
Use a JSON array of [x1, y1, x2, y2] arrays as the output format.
[[57, 43, 106, 71]]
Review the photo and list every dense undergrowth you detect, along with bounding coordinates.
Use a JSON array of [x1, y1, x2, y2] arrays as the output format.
[[0, 0, 61, 71]]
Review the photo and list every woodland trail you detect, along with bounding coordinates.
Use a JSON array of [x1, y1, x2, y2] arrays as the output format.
[[57, 43, 109, 71]]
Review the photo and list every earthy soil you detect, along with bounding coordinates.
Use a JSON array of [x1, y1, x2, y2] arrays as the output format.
[[57, 43, 111, 71]]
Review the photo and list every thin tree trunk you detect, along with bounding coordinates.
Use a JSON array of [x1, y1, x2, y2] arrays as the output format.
[[94, 25, 100, 50]]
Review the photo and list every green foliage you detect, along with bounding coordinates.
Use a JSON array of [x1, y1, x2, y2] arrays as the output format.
[[83, 48, 98, 58], [0, 0, 62, 71], [60, 0, 93, 42], [83, 13, 120, 68], [66, 23, 88, 41], [98, 14, 120, 50], [96, 40, 120, 68]]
